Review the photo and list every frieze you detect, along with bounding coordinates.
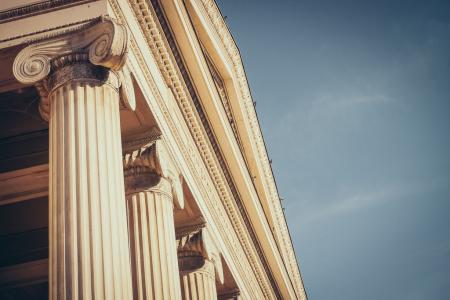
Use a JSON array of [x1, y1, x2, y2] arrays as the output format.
[[107, 0, 273, 298], [148, 0, 282, 298], [197, 0, 306, 297]]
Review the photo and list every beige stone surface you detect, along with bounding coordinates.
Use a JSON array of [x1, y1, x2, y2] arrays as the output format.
[[0, 0, 307, 299], [10, 17, 133, 300], [124, 138, 182, 300]]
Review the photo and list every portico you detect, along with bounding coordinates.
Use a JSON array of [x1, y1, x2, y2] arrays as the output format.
[[0, 1, 307, 299]]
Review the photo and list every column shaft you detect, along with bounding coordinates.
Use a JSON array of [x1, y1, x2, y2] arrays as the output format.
[[180, 260, 217, 300], [126, 178, 182, 300], [49, 73, 132, 300]]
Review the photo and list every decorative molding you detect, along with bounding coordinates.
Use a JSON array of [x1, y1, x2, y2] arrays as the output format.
[[0, 18, 98, 44], [202, 47, 241, 149], [12, 16, 134, 120], [177, 227, 224, 284], [218, 288, 240, 300], [196, 0, 307, 298], [108, 0, 276, 298], [47, 55, 120, 91], [123, 136, 184, 209], [0, 0, 95, 24], [118, 64, 136, 111], [13, 16, 127, 85], [147, 0, 283, 298]]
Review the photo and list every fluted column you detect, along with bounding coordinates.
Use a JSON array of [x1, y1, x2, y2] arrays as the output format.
[[123, 136, 183, 300], [177, 228, 223, 300], [180, 259, 217, 300], [13, 18, 133, 300]]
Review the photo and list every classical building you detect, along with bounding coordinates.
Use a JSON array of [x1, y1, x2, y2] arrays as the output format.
[[0, 0, 307, 299]]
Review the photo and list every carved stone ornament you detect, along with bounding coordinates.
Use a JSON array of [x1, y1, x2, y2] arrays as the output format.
[[12, 16, 136, 119], [118, 64, 136, 111], [218, 289, 241, 300], [13, 16, 127, 83], [177, 226, 224, 284], [123, 132, 184, 209]]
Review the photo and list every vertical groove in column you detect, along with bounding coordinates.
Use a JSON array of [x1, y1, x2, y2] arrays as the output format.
[[75, 81, 92, 299], [126, 183, 181, 300], [86, 82, 104, 300], [66, 83, 76, 300], [139, 193, 149, 300], [150, 192, 162, 300], [49, 80, 132, 300], [110, 85, 132, 300], [55, 86, 65, 300], [179, 260, 218, 300], [164, 198, 179, 298]]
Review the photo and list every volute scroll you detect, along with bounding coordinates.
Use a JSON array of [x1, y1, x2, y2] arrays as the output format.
[[122, 131, 185, 209], [177, 226, 224, 284], [13, 16, 129, 87]]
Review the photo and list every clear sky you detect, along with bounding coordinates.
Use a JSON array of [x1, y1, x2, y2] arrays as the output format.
[[216, 1, 450, 299]]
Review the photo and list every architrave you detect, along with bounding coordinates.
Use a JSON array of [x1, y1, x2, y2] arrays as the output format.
[[186, 0, 307, 298], [107, 0, 268, 298]]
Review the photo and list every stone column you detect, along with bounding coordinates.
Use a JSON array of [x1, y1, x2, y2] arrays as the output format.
[[177, 227, 224, 300], [180, 259, 217, 300], [13, 18, 133, 300], [123, 135, 184, 300]]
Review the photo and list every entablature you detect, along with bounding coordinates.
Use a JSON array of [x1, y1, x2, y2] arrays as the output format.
[[182, 1, 307, 298], [156, 0, 306, 298], [0, 0, 306, 298]]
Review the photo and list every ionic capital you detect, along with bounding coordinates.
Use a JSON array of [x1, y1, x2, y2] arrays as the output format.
[[12, 16, 135, 120], [13, 17, 127, 84], [177, 226, 224, 283], [123, 130, 184, 208]]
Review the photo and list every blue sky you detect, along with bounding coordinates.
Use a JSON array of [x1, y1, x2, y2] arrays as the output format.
[[216, 1, 450, 299]]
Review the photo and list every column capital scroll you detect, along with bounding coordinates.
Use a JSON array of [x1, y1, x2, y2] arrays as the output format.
[[177, 226, 224, 284], [13, 16, 127, 85], [123, 131, 184, 209], [12, 16, 135, 120]]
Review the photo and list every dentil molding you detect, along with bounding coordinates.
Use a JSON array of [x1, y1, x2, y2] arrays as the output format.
[[196, 0, 306, 297], [108, 0, 277, 298]]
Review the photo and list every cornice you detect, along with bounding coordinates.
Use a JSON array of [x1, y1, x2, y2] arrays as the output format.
[[0, 18, 99, 46], [107, 0, 274, 298], [195, 0, 307, 298], [146, 0, 281, 297], [0, 0, 95, 24], [201, 47, 244, 153]]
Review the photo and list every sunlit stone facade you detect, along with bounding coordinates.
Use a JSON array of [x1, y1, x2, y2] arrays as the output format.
[[0, 1, 307, 299]]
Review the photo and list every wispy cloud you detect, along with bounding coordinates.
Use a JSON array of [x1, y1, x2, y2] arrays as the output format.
[[295, 176, 449, 226], [300, 189, 395, 224], [313, 92, 393, 108]]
